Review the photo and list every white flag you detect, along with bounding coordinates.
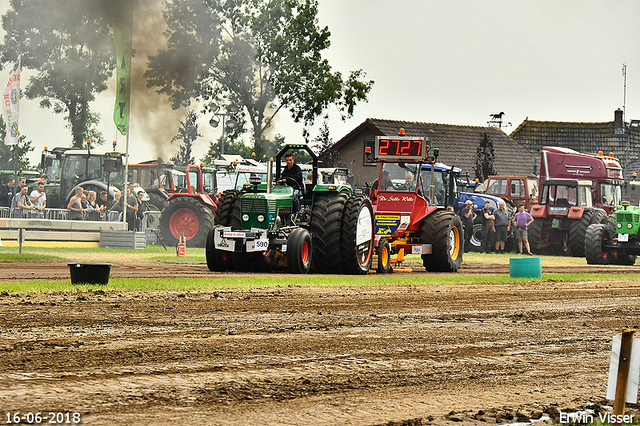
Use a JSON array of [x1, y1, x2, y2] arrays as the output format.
[[3, 56, 21, 146]]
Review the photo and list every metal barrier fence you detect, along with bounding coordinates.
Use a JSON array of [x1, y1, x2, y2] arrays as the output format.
[[0, 207, 162, 246], [0, 207, 124, 222]]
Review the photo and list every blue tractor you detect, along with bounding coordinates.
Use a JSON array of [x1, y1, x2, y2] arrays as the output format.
[[422, 163, 512, 252]]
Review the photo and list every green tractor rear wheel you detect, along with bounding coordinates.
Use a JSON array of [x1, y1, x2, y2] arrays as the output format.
[[214, 190, 239, 226], [309, 193, 349, 273]]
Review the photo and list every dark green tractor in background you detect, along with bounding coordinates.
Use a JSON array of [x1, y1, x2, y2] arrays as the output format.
[[206, 144, 374, 274], [585, 201, 639, 265]]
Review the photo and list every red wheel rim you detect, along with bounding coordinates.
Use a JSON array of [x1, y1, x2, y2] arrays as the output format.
[[301, 241, 309, 263], [169, 208, 200, 240]]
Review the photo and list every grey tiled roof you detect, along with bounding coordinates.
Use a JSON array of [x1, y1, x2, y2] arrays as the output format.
[[333, 118, 537, 177], [510, 119, 639, 167]]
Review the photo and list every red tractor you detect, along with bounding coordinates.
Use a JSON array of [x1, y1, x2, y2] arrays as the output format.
[[127, 159, 176, 211], [485, 175, 539, 210], [528, 147, 623, 256], [368, 130, 464, 273], [158, 164, 216, 248], [529, 179, 605, 256], [539, 146, 623, 213]]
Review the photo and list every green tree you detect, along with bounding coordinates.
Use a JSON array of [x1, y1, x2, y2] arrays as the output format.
[[202, 137, 255, 165], [311, 120, 338, 167], [146, 0, 373, 158], [170, 110, 201, 166], [475, 132, 496, 182], [0, 115, 34, 170], [0, 0, 116, 148]]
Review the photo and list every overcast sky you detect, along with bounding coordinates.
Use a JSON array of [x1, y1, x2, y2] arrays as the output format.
[[1, 0, 639, 166]]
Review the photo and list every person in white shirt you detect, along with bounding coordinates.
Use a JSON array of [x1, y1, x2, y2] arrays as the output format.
[[29, 181, 47, 218]]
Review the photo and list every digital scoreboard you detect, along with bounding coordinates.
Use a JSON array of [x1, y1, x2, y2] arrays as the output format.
[[374, 136, 428, 161]]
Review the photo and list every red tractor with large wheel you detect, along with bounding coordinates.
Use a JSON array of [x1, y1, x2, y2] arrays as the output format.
[[368, 129, 464, 273], [528, 179, 606, 256], [158, 164, 216, 248], [527, 147, 622, 256]]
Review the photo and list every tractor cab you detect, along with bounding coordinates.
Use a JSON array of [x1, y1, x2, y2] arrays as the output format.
[[234, 164, 269, 190], [531, 179, 593, 219], [40, 145, 124, 208]]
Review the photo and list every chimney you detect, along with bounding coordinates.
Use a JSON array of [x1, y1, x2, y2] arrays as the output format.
[[614, 108, 624, 129]]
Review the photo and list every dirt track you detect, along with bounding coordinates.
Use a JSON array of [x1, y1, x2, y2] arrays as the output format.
[[2, 260, 640, 425]]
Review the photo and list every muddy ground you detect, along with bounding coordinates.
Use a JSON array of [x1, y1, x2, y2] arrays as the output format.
[[2, 260, 640, 425]]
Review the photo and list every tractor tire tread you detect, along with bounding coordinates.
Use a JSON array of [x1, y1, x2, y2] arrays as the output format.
[[568, 208, 595, 257], [420, 210, 463, 272], [310, 193, 348, 273]]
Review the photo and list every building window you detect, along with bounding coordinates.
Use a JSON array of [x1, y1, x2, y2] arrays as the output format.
[[363, 140, 376, 166]]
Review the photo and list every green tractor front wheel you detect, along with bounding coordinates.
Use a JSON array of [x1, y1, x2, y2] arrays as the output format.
[[205, 227, 232, 271], [287, 228, 312, 274]]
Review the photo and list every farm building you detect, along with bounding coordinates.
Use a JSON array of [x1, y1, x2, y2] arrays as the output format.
[[329, 118, 537, 188]]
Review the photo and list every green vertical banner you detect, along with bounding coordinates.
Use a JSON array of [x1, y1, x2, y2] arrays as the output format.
[[112, 4, 132, 136]]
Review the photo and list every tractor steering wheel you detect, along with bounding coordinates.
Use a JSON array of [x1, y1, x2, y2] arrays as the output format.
[[278, 177, 301, 190]]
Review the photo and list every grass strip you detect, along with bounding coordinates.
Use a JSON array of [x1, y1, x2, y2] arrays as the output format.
[[0, 272, 637, 295]]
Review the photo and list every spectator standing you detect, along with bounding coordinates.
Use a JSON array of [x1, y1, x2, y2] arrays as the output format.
[[87, 191, 99, 211], [67, 187, 87, 220], [17, 176, 26, 191], [0, 178, 15, 207], [513, 205, 534, 255], [136, 190, 147, 231], [97, 191, 109, 210], [12, 185, 33, 217], [108, 191, 123, 214], [80, 192, 89, 209], [83, 190, 100, 220], [29, 182, 47, 218], [481, 201, 495, 253], [461, 200, 476, 252], [125, 186, 138, 231], [493, 201, 510, 254]]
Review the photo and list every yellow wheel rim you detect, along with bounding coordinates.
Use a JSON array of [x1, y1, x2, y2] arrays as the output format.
[[449, 225, 460, 259]]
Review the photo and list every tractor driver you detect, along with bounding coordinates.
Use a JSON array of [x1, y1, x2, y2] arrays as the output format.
[[280, 151, 303, 211]]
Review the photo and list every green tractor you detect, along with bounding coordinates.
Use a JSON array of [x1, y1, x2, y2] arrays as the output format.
[[585, 202, 639, 265], [205, 144, 374, 274]]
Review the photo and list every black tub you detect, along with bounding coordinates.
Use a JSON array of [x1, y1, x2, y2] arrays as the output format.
[[68, 263, 113, 285]]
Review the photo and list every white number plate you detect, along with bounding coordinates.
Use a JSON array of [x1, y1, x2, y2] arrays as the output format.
[[254, 238, 269, 251], [618, 233, 629, 242]]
